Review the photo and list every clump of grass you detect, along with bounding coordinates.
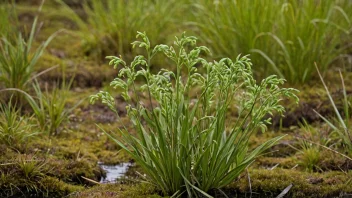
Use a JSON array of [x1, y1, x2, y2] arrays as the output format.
[[192, 0, 352, 84], [293, 120, 331, 171], [91, 32, 298, 196], [299, 145, 321, 172], [0, 1, 58, 92], [16, 155, 47, 181], [30, 80, 77, 136], [314, 65, 352, 155], [1, 78, 79, 136], [0, 154, 81, 197], [0, 98, 38, 147], [191, 1, 279, 60], [58, 0, 181, 62]]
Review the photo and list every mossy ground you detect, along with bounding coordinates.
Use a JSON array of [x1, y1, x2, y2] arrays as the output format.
[[0, 1, 351, 197]]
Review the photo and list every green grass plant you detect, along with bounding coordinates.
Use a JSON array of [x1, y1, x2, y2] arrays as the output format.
[[91, 32, 298, 196], [314, 65, 352, 155], [192, 0, 352, 84], [300, 147, 321, 172], [1, 78, 78, 136], [294, 120, 328, 172], [31, 80, 76, 136], [0, 98, 37, 147], [0, 1, 58, 91], [16, 155, 47, 180], [0, 155, 48, 197], [58, 0, 181, 62]]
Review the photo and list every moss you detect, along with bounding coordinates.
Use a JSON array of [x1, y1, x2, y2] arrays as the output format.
[[0, 152, 84, 198], [70, 167, 352, 197], [39, 176, 84, 197], [72, 183, 163, 198], [15, 4, 81, 56], [45, 158, 104, 185], [255, 156, 298, 169], [95, 149, 131, 165], [11, 136, 105, 185], [273, 71, 352, 128], [317, 150, 352, 171], [35, 52, 65, 71], [0, 174, 82, 197], [227, 168, 352, 198]]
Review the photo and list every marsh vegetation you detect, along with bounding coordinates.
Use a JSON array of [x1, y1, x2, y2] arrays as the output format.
[[0, 0, 352, 197]]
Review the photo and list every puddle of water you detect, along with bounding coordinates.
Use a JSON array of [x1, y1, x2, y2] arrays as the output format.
[[99, 162, 132, 183]]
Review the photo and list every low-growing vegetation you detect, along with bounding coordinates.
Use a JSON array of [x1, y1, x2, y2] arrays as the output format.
[[0, 0, 351, 197], [0, 1, 58, 93], [191, 0, 352, 83], [91, 32, 298, 196], [315, 66, 352, 155], [58, 0, 182, 62], [0, 99, 37, 147]]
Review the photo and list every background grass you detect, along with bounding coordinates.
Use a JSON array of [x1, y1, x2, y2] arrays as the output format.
[[191, 0, 352, 84], [58, 0, 184, 63], [0, 99, 37, 147], [31, 0, 350, 84]]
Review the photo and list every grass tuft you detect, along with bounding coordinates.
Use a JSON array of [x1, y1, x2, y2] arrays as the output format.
[[192, 0, 352, 84], [57, 0, 182, 62], [91, 32, 298, 196], [0, 98, 38, 147], [315, 64, 352, 155], [0, 0, 59, 93]]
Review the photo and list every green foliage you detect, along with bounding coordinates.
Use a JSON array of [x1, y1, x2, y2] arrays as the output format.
[[294, 119, 334, 172], [192, 0, 352, 84], [31, 81, 75, 136], [0, 99, 37, 147], [0, 153, 81, 197], [53, 0, 352, 84], [16, 155, 47, 180], [1, 78, 78, 136], [58, 0, 181, 61], [27, 78, 79, 136], [0, 4, 13, 37], [300, 147, 320, 172], [294, 121, 322, 172], [298, 119, 332, 148], [315, 67, 352, 154], [0, 1, 58, 91], [91, 32, 298, 196]]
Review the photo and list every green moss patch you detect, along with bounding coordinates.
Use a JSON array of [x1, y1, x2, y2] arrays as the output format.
[[72, 183, 162, 198], [227, 168, 352, 198]]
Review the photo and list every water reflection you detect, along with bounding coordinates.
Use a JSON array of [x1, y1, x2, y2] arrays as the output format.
[[99, 162, 132, 183]]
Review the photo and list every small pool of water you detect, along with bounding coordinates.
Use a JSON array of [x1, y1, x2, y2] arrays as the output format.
[[99, 162, 132, 183]]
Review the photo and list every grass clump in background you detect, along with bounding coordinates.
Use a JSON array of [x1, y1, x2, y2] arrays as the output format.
[[0, 1, 59, 92], [315, 66, 352, 155], [91, 32, 298, 197], [0, 99, 37, 147], [51, 0, 352, 84], [191, 0, 352, 84], [30, 79, 79, 136], [58, 0, 181, 62]]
